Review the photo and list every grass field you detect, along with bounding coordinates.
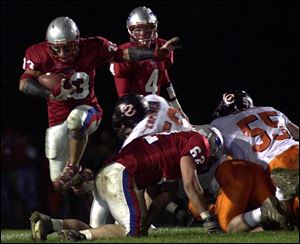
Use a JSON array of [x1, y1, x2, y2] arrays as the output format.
[[1, 227, 299, 243]]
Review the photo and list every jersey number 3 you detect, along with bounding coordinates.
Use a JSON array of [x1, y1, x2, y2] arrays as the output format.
[[237, 111, 291, 153]]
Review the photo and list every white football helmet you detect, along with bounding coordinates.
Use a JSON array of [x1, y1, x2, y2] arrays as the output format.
[[126, 6, 158, 47], [193, 124, 224, 159], [46, 16, 80, 63]]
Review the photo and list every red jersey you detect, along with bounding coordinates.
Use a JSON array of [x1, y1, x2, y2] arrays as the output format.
[[22, 37, 117, 126], [106, 131, 211, 189], [110, 38, 173, 97]]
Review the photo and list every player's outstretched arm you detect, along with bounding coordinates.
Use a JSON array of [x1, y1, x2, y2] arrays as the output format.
[[114, 37, 181, 62]]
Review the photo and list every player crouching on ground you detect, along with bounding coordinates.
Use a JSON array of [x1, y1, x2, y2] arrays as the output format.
[[31, 129, 224, 240]]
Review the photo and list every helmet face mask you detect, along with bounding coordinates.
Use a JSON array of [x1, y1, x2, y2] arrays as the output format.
[[127, 7, 158, 47], [212, 90, 254, 119], [112, 114, 134, 140], [112, 94, 150, 139], [48, 42, 79, 63], [46, 16, 80, 63], [129, 23, 157, 47]]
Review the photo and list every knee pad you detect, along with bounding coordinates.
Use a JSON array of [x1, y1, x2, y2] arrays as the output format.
[[67, 106, 101, 135], [67, 109, 85, 131]]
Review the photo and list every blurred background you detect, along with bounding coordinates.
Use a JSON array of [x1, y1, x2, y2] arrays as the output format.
[[1, 0, 298, 228]]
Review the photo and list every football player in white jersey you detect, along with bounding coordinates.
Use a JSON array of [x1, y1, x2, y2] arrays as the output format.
[[113, 94, 192, 148], [210, 89, 299, 230]]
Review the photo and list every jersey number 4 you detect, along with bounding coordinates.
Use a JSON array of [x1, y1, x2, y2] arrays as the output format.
[[237, 111, 291, 153], [145, 69, 159, 93]]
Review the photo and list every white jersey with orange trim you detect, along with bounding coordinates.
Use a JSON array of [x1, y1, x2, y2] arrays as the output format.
[[122, 94, 192, 148], [210, 106, 298, 169]]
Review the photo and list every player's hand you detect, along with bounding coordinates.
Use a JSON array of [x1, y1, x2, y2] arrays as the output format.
[[203, 215, 222, 234], [155, 37, 182, 59], [53, 163, 82, 191], [50, 78, 76, 101], [71, 168, 95, 195]]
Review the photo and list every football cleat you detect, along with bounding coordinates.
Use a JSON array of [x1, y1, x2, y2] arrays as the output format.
[[61, 230, 86, 241], [271, 168, 299, 200], [260, 196, 288, 229], [30, 211, 53, 241], [202, 215, 222, 234]]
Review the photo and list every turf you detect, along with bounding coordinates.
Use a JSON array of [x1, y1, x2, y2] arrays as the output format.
[[1, 227, 299, 243]]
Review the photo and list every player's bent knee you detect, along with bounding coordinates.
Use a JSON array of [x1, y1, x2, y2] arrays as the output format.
[[226, 222, 235, 233], [67, 109, 85, 131], [227, 214, 251, 233]]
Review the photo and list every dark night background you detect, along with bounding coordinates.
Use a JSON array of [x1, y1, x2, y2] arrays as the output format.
[[1, 0, 299, 228], [2, 1, 299, 131]]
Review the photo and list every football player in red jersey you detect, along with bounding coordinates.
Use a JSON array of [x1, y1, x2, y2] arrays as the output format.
[[30, 130, 223, 241], [71, 130, 223, 239], [110, 6, 188, 120], [19, 16, 180, 191]]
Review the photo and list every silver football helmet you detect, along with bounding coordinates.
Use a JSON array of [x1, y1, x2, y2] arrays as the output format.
[[46, 16, 80, 62], [126, 6, 158, 47], [193, 124, 224, 159]]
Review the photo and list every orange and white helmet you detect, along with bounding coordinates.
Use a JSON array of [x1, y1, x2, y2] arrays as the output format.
[[126, 6, 158, 47], [46, 16, 80, 63]]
